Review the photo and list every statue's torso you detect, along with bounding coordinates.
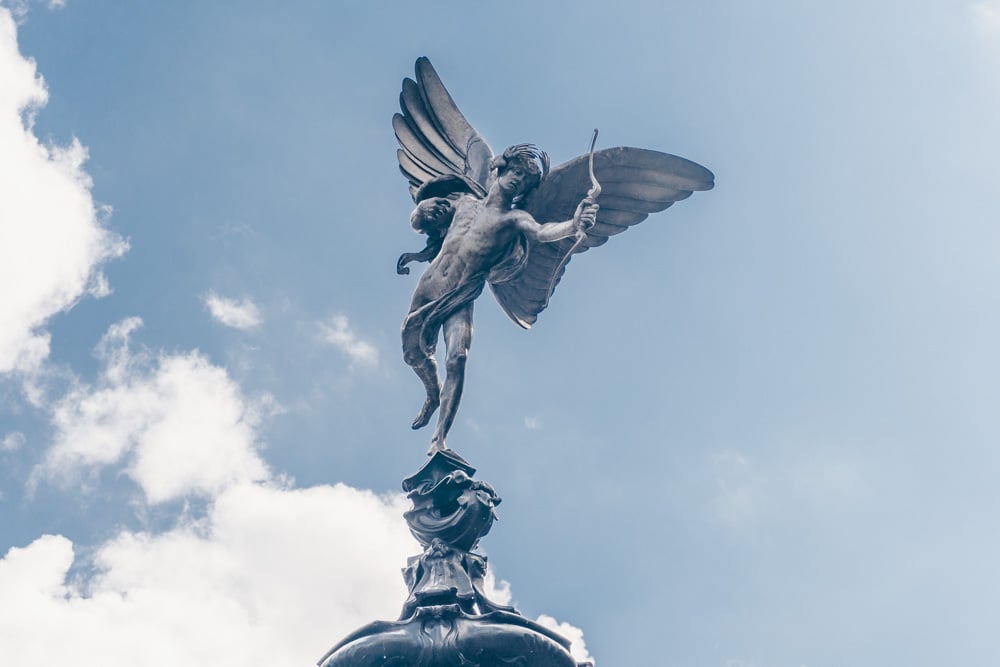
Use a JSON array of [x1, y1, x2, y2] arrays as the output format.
[[420, 197, 519, 298]]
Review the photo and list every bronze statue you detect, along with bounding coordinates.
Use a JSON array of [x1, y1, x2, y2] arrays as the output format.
[[319, 57, 716, 667], [395, 58, 714, 453]]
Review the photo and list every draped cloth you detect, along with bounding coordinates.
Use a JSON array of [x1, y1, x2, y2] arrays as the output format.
[[401, 273, 487, 366]]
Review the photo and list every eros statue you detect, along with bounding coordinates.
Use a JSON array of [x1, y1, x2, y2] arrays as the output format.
[[394, 58, 714, 453]]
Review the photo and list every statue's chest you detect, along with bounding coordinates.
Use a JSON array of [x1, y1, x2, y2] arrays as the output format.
[[452, 203, 506, 244]]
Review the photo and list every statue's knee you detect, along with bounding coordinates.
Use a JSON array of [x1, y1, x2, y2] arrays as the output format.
[[403, 346, 430, 367], [445, 350, 468, 373]]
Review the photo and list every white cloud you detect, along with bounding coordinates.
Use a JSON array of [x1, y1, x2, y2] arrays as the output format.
[[0, 8, 127, 375], [1, 467, 590, 667], [0, 1, 66, 21], [203, 292, 262, 330], [0, 484, 593, 667], [1, 431, 25, 451], [524, 416, 541, 430], [318, 314, 379, 368], [0, 483, 418, 667], [973, 1, 1000, 36], [9, 314, 591, 665], [482, 568, 512, 605], [0, 1, 28, 20], [34, 318, 271, 503], [536, 614, 594, 665]]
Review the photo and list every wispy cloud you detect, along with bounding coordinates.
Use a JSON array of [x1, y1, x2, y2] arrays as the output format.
[[203, 292, 262, 330], [1, 431, 25, 452], [707, 447, 870, 526], [524, 416, 541, 430], [1, 1, 67, 22], [0, 8, 126, 375], [318, 315, 379, 368], [973, 0, 1000, 36]]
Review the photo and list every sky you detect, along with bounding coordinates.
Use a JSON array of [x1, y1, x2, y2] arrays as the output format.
[[1, 1, 999, 665]]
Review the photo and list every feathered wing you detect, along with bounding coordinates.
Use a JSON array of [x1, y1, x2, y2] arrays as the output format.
[[489, 147, 715, 328], [394, 57, 493, 200]]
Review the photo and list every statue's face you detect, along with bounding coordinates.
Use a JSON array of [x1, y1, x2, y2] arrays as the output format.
[[497, 164, 529, 197]]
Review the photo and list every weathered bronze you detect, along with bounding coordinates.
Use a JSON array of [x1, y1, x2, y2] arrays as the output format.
[[395, 57, 714, 453], [319, 451, 586, 667]]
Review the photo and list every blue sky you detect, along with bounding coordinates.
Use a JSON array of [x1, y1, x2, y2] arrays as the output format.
[[1, 1, 999, 665]]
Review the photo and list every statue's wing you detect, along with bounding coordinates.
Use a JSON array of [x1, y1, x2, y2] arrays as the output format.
[[394, 57, 494, 201], [490, 147, 714, 328]]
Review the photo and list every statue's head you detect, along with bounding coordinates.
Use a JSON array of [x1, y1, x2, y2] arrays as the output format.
[[491, 144, 549, 198]]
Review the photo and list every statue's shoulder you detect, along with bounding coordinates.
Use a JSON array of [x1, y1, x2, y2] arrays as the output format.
[[451, 193, 478, 207], [503, 207, 534, 226]]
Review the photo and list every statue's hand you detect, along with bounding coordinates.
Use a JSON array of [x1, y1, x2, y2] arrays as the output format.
[[411, 197, 453, 232], [574, 196, 599, 232]]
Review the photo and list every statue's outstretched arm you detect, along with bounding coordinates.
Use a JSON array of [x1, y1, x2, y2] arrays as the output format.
[[513, 198, 598, 243]]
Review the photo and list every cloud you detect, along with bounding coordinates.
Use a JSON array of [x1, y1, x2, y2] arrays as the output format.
[[1, 431, 25, 452], [0, 482, 592, 667], [973, 1, 1000, 36], [6, 450, 589, 667], [0, 1, 66, 21], [34, 318, 271, 503], [203, 292, 262, 329], [318, 314, 379, 368], [0, 8, 127, 376], [536, 614, 594, 664], [10, 315, 591, 665], [0, 483, 418, 667], [524, 416, 541, 430]]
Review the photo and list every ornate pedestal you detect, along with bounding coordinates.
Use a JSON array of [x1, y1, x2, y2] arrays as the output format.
[[318, 450, 588, 667]]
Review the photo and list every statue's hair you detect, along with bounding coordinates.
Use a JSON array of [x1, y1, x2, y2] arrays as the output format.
[[490, 144, 550, 195]]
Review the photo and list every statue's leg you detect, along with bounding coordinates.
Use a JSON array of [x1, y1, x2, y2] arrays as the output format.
[[409, 360, 440, 430], [430, 304, 473, 452], [403, 314, 441, 430]]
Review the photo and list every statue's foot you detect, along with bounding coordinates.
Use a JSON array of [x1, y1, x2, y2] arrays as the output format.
[[427, 438, 448, 456], [411, 397, 439, 430]]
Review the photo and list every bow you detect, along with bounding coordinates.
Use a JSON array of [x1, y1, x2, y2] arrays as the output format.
[[543, 128, 601, 308]]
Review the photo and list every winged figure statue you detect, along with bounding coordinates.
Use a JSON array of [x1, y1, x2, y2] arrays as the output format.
[[395, 57, 714, 453]]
